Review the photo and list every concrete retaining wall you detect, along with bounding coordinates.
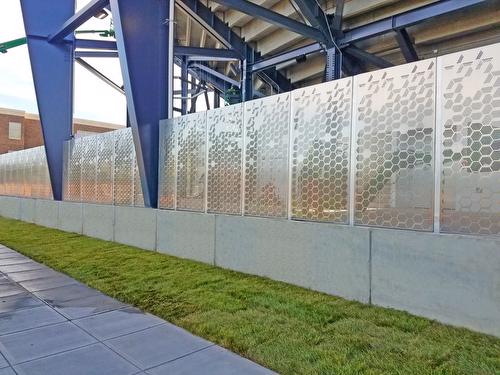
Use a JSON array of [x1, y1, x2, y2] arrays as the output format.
[[0, 196, 499, 337]]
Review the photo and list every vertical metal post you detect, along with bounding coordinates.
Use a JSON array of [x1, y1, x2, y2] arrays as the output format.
[[214, 91, 220, 108], [110, 0, 173, 208], [181, 56, 188, 115], [326, 47, 342, 81], [348, 76, 357, 226], [433, 57, 443, 233], [20, 0, 75, 201]]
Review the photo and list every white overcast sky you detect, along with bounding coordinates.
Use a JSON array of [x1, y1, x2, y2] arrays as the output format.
[[0, 0, 197, 125]]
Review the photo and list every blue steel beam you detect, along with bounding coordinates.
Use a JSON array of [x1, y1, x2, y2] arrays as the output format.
[[209, 0, 328, 44], [395, 28, 419, 62], [75, 57, 124, 95], [251, 0, 485, 72], [74, 50, 118, 58], [48, 0, 109, 43], [177, 0, 292, 93], [292, 0, 334, 47], [75, 39, 117, 50], [344, 46, 393, 68], [190, 63, 240, 88], [110, 0, 172, 208], [174, 46, 240, 60], [20, 0, 75, 201]]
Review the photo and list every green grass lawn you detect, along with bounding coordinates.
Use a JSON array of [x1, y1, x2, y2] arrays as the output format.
[[0, 216, 498, 375]]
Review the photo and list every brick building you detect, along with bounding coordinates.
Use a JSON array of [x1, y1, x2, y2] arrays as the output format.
[[0, 107, 123, 154]]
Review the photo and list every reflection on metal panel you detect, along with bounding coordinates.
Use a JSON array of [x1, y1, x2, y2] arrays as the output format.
[[291, 79, 352, 223], [438, 44, 500, 235], [96, 132, 114, 204], [113, 128, 135, 206], [354, 60, 436, 231], [244, 93, 289, 217], [133, 153, 144, 207], [207, 104, 243, 214], [158, 119, 176, 209], [176, 112, 206, 211], [0, 146, 52, 199], [67, 138, 83, 201], [80, 136, 97, 202]]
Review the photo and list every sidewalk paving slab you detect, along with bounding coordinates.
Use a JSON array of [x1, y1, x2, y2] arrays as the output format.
[[0, 245, 276, 375]]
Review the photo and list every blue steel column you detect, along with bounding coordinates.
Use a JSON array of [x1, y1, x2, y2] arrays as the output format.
[[19, 0, 75, 201], [181, 57, 188, 115], [110, 0, 173, 208]]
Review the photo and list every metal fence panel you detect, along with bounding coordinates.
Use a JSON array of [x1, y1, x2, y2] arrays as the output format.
[[80, 135, 98, 202], [244, 93, 290, 218], [176, 112, 206, 211], [438, 43, 500, 235], [96, 132, 114, 204], [113, 128, 135, 206], [353, 60, 436, 231], [291, 79, 352, 223], [158, 119, 176, 209], [207, 104, 243, 215], [67, 138, 83, 201]]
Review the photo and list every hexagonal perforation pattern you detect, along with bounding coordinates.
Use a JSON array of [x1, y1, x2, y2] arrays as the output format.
[[176, 111, 206, 211], [113, 128, 135, 206], [0, 146, 52, 199], [80, 136, 97, 203], [207, 105, 243, 215], [95, 132, 114, 204], [439, 44, 500, 235], [354, 60, 436, 231], [244, 93, 290, 218], [158, 119, 176, 209], [291, 79, 352, 223], [67, 138, 83, 201]]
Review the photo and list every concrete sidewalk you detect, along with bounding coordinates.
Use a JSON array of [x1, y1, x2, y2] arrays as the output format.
[[0, 244, 275, 375]]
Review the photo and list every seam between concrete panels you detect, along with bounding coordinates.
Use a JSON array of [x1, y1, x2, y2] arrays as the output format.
[[368, 229, 373, 305], [213, 214, 217, 266]]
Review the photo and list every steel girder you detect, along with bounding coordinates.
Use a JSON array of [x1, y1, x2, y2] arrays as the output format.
[[176, 0, 293, 97], [110, 0, 173, 208], [19, 0, 76, 201], [249, 0, 486, 74]]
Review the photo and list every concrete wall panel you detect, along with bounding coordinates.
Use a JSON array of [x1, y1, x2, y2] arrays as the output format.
[[215, 215, 371, 303], [58, 201, 83, 234], [157, 210, 215, 264], [114, 206, 157, 250], [0, 196, 21, 219], [371, 229, 500, 337], [20, 198, 35, 223], [83, 203, 114, 241], [34, 199, 59, 228]]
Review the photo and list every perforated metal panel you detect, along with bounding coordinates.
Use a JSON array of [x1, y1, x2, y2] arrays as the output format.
[[244, 94, 290, 217], [353, 60, 436, 231], [207, 104, 243, 214], [0, 146, 51, 199], [438, 44, 500, 235], [67, 138, 83, 201], [176, 112, 206, 211], [113, 128, 135, 206], [80, 136, 98, 202], [291, 79, 352, 223], [96, 132, 114, 204], [158, 119, 176, 209], [133, 154, 144, 207]]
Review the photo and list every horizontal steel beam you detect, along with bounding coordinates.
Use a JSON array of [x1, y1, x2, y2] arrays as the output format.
[[49, 0, 109, 43], [190, 63, 240, 88], [174, 45, 240, 59], [75, 38, 116, 50], [344, 46, 393, 68], [251, 43, 322, 73], [251, 0, 485, 72], [74, 50, 118, 58], [339, 0, 485, 46], [210, 0, 328, 44]]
